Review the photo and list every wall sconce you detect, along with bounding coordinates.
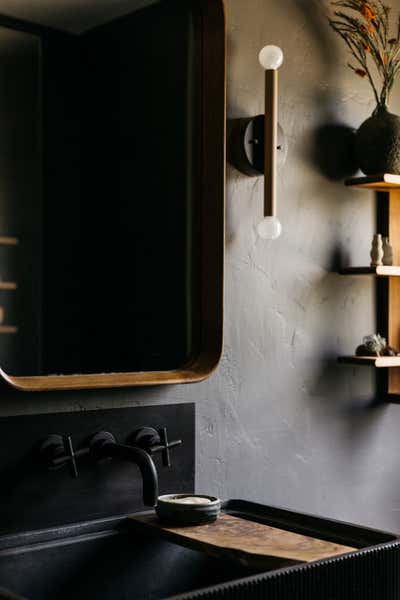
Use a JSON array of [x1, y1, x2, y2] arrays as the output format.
[[229, 45, 286, 240]]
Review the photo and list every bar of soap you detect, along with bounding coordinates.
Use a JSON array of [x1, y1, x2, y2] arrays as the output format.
[[164, 496, 213, 505]]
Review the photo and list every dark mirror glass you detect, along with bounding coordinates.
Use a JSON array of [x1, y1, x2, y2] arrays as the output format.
[[0, 0, 200, 376]]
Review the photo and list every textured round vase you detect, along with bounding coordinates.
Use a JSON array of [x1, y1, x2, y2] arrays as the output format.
[[355, 106, 400, 175]]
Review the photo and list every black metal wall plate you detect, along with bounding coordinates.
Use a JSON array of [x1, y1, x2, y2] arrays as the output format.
[[228, 114, 287, 177], [0, 404, 195, 536]]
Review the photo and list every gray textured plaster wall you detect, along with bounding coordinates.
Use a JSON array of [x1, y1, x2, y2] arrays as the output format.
[[2, 0, 400, 533]]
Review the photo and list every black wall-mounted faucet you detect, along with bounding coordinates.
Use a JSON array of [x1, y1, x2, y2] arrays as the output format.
[[89, 432, 159, 507], [39, 426, 183, 508]]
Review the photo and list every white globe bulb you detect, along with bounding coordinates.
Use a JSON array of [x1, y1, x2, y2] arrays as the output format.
[[257, 216, 282, 240], [258, 45, 284, 70]]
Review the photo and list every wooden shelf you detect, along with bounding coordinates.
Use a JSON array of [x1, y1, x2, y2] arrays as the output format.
[[0, 326, 17, 334], [0, 282, 17, 290], [338, 356, 400, 368], [338, 174, 400, 401], [0, 237, 18, 246], [346, 174, 400, 191], [339, 266, 400, 277]]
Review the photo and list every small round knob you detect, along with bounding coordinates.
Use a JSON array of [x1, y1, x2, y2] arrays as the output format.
[[39, 435, 65, 470], [132, 427, 182, 468], [89, 431, 116, 462], [39, 435, 79, 478], [132, 427, 160, 449]]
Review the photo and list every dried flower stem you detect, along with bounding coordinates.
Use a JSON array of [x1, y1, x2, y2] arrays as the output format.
[[329, 1, 400, 108]]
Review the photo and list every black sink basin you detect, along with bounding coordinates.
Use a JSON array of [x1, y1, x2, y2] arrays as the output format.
[[1, 501, 400, 600], [0, 516, 259, 600]]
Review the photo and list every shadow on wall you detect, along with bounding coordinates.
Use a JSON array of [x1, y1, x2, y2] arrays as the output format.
[[286, 0, 358, 181]]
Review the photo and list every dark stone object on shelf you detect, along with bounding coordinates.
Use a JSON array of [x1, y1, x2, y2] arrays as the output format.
[[355, 106, 400, 175], [355, 344, 378, 357], [355, 344, 399, 357], [354, 334, 399, 358], [383, 345, 399, 357]]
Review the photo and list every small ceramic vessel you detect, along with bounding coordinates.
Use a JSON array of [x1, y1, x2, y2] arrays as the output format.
[[156, 494, 221, 526]]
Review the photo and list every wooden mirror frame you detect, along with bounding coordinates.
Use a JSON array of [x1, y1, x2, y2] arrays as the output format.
[[0, 0, 226, 392]]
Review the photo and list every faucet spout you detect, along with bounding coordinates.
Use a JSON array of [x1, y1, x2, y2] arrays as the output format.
[[90, 432, 158, 507]]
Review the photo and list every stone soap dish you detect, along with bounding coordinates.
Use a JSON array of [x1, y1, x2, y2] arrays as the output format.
[[156, 494, 221, 526]]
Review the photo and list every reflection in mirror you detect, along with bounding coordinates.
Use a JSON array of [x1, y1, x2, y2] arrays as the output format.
[[0, 0, 201, 377], [0, 26, 41, 375]]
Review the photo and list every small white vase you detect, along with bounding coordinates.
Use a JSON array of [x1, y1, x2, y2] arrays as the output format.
[[370, 234, 384, 267], [383, 237, 393, 266]]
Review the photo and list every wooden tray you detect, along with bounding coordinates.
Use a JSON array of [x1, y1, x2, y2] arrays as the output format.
[[129, 513, 356, 569]]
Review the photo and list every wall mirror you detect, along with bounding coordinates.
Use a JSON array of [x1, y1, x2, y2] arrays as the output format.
[[0, 0, 225, 391]]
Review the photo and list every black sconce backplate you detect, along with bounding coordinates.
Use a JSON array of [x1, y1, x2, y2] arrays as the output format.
[[229, 114, 287, 177]]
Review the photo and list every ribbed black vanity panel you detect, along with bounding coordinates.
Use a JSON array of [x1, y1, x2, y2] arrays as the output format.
[[170, 542, 400, 600], [0, 404, 194, 536]]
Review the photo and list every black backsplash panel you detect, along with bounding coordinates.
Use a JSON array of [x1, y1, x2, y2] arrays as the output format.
[[0, 403, 195, 536]]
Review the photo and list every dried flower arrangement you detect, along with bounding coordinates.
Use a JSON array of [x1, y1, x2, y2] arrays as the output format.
[[329, 1, 400, 108]]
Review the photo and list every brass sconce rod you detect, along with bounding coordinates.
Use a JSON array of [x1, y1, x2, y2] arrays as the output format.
[[264, 68, 278, 219], [257, 45, 284, 239], [228, 45, 285, 240]]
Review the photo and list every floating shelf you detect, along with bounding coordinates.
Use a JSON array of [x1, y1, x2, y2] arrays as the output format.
[[339, 175, 400, 403], [0, 237, 18, 246], [0, 282, 17, 290], [0, 326, 17, 334], [339, 356, 400, 368], [339, 266, 400, 277], [346, 174, 400, 191]]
